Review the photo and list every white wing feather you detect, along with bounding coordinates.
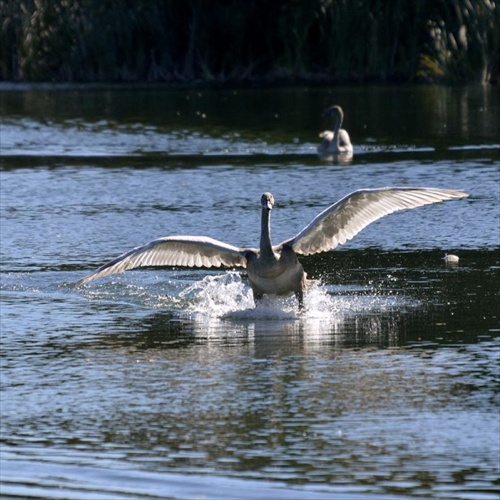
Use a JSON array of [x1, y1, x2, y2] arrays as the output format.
[[287, 187, 469, 255], [76, 236, 249, 286]]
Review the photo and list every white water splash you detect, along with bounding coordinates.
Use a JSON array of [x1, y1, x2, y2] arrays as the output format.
[[174, 271, 415, 321], [178, 272, 255, 316]]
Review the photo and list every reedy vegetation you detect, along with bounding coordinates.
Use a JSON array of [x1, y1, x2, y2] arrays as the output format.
[[1, 0, 498, 84]]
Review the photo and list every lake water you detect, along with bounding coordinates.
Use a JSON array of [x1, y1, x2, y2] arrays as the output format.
[[0, 84, 499, 500]]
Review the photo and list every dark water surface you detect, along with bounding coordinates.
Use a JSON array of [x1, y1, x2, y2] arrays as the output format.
[[1, 85, 499, 499]]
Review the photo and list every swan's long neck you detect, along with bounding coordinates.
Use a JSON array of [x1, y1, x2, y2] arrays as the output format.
[[334, 108, 343, 150], [260, 207, 275, 259]]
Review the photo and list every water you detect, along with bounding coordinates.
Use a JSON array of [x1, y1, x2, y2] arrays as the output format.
[[1, 85, 499, 499]]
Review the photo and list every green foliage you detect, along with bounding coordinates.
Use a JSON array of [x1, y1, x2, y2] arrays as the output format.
[[0, 0, 498, 83]]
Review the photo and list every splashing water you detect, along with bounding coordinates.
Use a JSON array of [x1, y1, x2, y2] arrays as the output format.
[[179, 272, 256, 317], [175, 271, 414, 321]]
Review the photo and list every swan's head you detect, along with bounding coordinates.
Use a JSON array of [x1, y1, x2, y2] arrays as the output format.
[[322, 105, 344, 120], [261, 192, 274, 211]]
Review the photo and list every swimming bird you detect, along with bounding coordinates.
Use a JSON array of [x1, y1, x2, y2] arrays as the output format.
[[76, 188, 468, 309], [318, 105, 353, 155]]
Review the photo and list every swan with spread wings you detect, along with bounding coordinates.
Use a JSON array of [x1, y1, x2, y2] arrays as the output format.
[[76, 187, 468, 309]]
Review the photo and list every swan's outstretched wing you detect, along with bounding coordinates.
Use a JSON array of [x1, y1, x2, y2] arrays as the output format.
[[285, 187, 469, 256], [76, 236, 249, 286]]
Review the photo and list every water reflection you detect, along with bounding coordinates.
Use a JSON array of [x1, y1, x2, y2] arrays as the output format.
[[95, 306, 406, 354], [7, 319, 495, 499], [317, 150, 354, 164]]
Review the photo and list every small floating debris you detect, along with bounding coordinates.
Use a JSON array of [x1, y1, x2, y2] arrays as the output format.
[[444, 253, 460, 266]]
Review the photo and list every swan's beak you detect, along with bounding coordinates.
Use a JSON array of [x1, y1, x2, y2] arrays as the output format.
[[265, 199, 273, 211]]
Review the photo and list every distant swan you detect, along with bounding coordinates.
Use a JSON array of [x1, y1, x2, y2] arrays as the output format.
[[318, 105, 353, 155], [76, 188, 468, 309]]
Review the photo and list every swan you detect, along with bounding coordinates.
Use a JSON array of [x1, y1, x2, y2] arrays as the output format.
[[76, 187, 468, 309], [318, 105, 353, 155]]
